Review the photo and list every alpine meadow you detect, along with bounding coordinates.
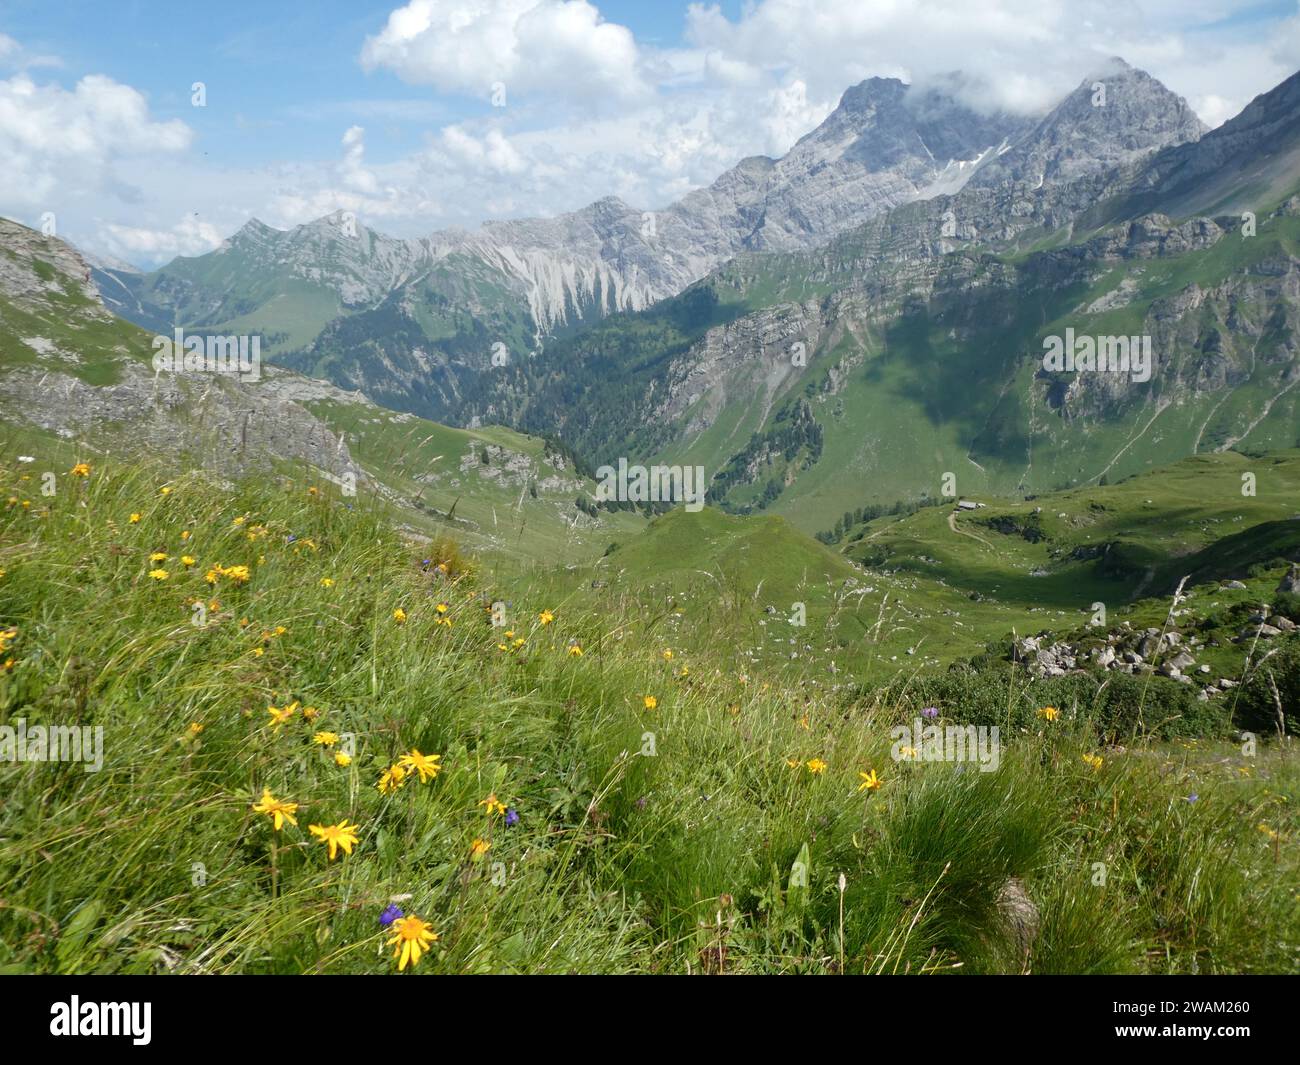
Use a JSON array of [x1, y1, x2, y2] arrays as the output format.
[[3, 1, 1300, 1006]]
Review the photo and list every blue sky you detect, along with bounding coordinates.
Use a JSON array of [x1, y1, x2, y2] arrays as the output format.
[[2, 1, 1298, 266]]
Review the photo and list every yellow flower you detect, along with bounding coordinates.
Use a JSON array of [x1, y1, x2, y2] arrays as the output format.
[[398, 749, 441, 783], [897, 745, 918, 761], [181, 555, 196, 567], [478, 793, 506, 816], [232, 516, 246, 526], [806, 758, 828, 775], [267, 704, 296, 728], [469, 838, 491, 861], [785, 758, 801, 768], [435, 602, 448, 615], [662, 649, 673, 660], [251, 647, 264, 658], [188, 722, 205, 735], [1082, 753, 1104, 772], [159, 486, 172, 496], [313, 731, 339, 747], [302, 706, 320, 723], [150, 552, 169, 562], [252, 788, 298, 830], [148, 569, 169, 581], [224, 565, 250, 583], [334, 752, 352, 767], [539, 609, 554, 625], [204, 568, 220, 585], [309, 819, 360, 860], [798, 714, 810, 730], [643, 695, 657, 710], [393, 608, 407, 624], [180, 530, 191, 541], [1037, 706, 1060, 721], [387, 914, 438, 971], [377, 764, 408, 794], [858, 769, 883, 791], [308, 486, 319, 496], [129, 513, 141, 524], [567, 643, 583, 656], [320, 577, 335, 587], [70, 463, 91, 477]]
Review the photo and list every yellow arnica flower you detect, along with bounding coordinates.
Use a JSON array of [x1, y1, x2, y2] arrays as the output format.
[[567, 644, 583, 657], [435, 602, 448, 614], [378, 764, 408, 794], [313, 731, 339, 747], [150, 552, 168, 562], [180, 530, 190, 540], [159, 486, 172, 496], [334, 752, 352, 767], [309, 819, 360, 860], [252, 788, 298, 830], [539, 609, 554, 625], [224, 565, 250, 583], [478, 793, 506, 816], [148, 569, 169, 581], [129, 513, 141, 524], [181, 555, 196, 567], [1082, 753, 1104, 772], [319, 577, 334, 587], [1037, 706, 1060, 721], [469, 838, 491, 860], [70, 463, 91, 477], [643, 695, 657, 710], [388, 914, 438, 972], [267, 704, 296, 728], [398, 749, 441, 783], [807, 758, 828, 775], [393, 608, 407, 624], [858, 769, 883, 791]]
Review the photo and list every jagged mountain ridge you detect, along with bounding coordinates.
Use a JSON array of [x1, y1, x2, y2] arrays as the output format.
[[460, 63, 1300, 533], [95, 58, 1203, 402]]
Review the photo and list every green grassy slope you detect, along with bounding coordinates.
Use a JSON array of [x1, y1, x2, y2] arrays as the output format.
[[0, 455, 1294, 975]]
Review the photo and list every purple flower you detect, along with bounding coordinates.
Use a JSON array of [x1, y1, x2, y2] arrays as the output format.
[[1186, 794, 1199, 803], [379, 904, 403, 927], [504, 807, 519, 827], [921, 707, 939, 720]]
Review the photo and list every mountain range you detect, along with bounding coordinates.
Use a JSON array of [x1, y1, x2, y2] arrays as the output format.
[[45, 58, 1300, 538]]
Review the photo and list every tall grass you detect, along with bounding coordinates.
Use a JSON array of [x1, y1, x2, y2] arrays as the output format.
[[0, 457, 1295, 973]]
